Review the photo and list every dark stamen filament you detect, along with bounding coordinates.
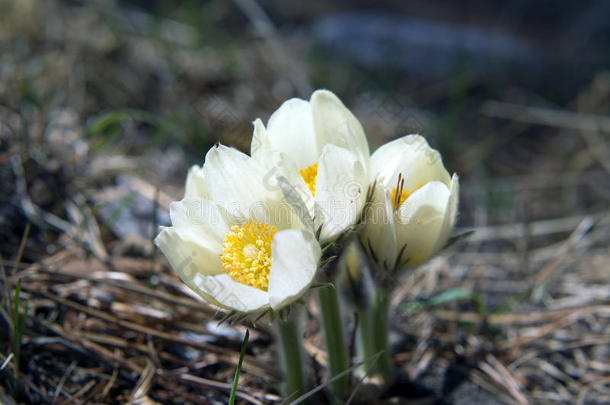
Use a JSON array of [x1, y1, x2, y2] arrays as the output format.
[[394, 173, 404, 212]]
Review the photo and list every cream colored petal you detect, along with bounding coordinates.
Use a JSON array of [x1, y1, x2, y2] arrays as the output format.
[[255, 148, 316, 216], [371, 135, 450, 193], [268, 230, 321, 310], [192, 273, 270, 313], [394, 181, 450, 268], [432, 173, 460, 253], [266, 98, 318, 168], [370, 135, 422, 180], [245, 195, 306, 233], [277, 176, 315, 232], [315, 144, 367, 242], [359, 184, 398, 270], [311, 90, 370, 171], [250, 118, 272, 161], [239, 148, 310, 231], [184, 165, 209, 199], [169, 198, 230, 248], [202, 145, 273, 222], [154, 226, 223, 285], [156, 228, 270, 312]]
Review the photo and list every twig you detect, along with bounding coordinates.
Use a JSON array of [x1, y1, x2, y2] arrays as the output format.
[[497, 311, 591, 351], [51, 360, 76, 404], [232, 0, 311, 97], [100, 367, 119, 398], [470, 368, 522, 405], [38, 318, 143, 373], [532, 216, 594, 301], [64, 380, 97, 403], [462, 212, 604, 243], [0, 353, 14, 371], [480, 354, 528, 405], [30, 288, 277, 377], [433, 304, 610, 326], [37, 265, 216, 315], [130, 359, 156, 401], [481, 100, 610, 133], [176, 373, 265, 405]]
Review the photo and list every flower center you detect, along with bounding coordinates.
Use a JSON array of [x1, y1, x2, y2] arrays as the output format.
[[220, 219, 278, 291], [391, 173, 422, 211], [299, 162, 318, 196]]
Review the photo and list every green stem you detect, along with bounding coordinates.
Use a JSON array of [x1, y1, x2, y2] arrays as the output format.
[[356, 307, 373, 372], [318, 284, 349, 400], [371, 289, 392, 379], [277, 314, 305, 399], [358, 287, 393, 385]]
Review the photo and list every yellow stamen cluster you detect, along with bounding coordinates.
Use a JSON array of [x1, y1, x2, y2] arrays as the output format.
[[220, 219, 278, 291], [299, 162, 318, 196]]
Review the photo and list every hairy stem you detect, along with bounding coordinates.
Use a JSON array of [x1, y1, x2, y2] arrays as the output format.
[[318, 284, 349, 400], [358, 287, 394, 385], [277, 313, 305, 399]]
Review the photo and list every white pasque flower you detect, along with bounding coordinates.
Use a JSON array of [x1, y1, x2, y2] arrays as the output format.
[[361, 135, 459, 271], [251, 89, 370, 243], [155, 145, 322, 313]]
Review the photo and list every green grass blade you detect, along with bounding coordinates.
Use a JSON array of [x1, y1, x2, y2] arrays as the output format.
[[149, 186, 159, 286], [98, 190, 137, 240], [12, 279, 21, 360], [401, 288, 485, 314], [228, 329, 249, 405], [12, 278, 25, 390], [285, 351, 383, 405]]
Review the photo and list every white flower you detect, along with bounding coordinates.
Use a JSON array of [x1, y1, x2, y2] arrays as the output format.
[[155, 145, 322, 313], [250, 89, 370, 243], [360, 135, 459, 271]]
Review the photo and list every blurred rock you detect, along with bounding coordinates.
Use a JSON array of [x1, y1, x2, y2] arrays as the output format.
[[313, 12, 540, 79], [312, 7, 610, 95], [45, 108, 88, 165], [95, 176, 170, 241], [205, 320, 243, 340]]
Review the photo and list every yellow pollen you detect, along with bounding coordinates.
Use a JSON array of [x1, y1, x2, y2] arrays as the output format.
[[299, 162, 318, 196], [242, 244, 259, 259], [220, 219, 278, 291], [391, 173, 422, 211]]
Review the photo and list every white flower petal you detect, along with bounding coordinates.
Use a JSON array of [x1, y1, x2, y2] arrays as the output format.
[[311, 89, 370, 171], [247, 196, 307, 232], [433, 173, 460, 253], [202, 145, 272, 221], [265, 98, 318, 168], [360, 184, 398, 269], [394, 181, 450, 268], [184, 165, 208, 199], [370, 135, 423, 181], [169, 198, 230, 246], [255, 148, 316, 217], [277, 176, 315, 232], [192, 273, 269, 313], [372, 135, 450, 192], [154, 226, 224, 283], [250, 118, 272, 161], [268, 230, 321, 310], [315, 144, 367, 242]]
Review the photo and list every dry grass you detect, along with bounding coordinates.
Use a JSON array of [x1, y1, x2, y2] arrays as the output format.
[[1, 1, 609, 404]]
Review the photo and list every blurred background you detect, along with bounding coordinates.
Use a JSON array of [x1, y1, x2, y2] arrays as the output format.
[[1, 1, 609, 403]]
